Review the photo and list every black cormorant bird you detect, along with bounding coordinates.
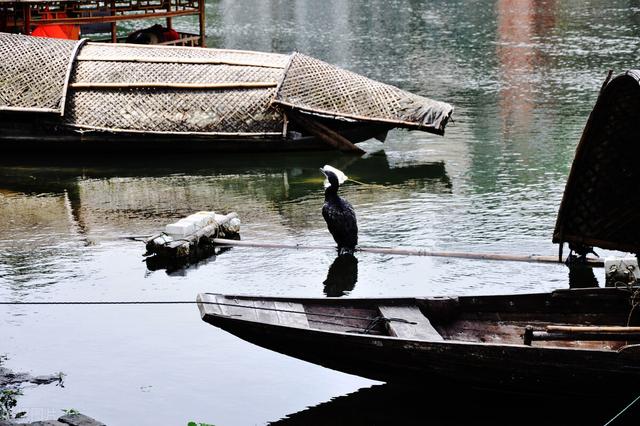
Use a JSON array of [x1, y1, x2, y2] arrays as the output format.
[[320, 165, 358, 255], [568, 242, 599, 260]]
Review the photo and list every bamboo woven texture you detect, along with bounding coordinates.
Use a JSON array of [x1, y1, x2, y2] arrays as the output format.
[[274, 53, 453, 134], [77, 43, 290, 68], [73, 61, 282, 84], [0, 33, 79, 113], [553, 71, 640, 253], [66, 88, 282, 134], [67, 41, 286, 134]]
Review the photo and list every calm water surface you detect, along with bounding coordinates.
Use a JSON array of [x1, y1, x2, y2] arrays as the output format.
[[2, 1, 640, 424]]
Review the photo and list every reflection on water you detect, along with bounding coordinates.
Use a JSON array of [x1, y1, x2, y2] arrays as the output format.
[[144, 246, 234, 276], [0, 149, 451, 246], [0, 149, 452, 292], [271, 383, 636, 426], [3, 1, 640, 424], [323, 254, 358, 297]]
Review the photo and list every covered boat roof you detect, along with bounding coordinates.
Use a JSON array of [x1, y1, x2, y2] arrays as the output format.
[[553, 70, 640, 254], [274, 52, 453, 135], [0, 32, 453, 137]]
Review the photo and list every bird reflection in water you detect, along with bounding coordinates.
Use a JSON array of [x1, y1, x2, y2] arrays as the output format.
[[323, 254, 359, 297]]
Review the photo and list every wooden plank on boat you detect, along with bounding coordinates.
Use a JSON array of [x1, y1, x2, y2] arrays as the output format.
[[274, 301, 310, 328], [379, 305, 443, 341], [254, 300, 280, 325], [547, 325, 640, 333], [220, 296, 258, 322], [197, 293, 223, 317], [286, 109, 366, 154]]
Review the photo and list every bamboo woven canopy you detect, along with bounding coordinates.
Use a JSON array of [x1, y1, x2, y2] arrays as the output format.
[[0, 32, 453, 150], [553, 70, 640, 254]]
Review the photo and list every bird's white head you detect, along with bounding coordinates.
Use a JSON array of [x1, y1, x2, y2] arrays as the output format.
[[321, 165, 348, 188]]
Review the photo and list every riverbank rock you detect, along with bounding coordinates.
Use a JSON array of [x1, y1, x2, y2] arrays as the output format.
[[0, 367, 62, 386], [0, 413, 104, 426]]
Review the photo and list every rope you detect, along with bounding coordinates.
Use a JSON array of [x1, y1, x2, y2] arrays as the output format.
[[0, 300, 417, 325], [348, 178, 386, 189], [603, 393, 640, 426]]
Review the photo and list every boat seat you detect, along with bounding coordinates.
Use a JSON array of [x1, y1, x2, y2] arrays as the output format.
[[378, 305, 444, 341]]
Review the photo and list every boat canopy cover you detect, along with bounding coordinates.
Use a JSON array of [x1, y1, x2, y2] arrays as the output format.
[[274, 53, 454, 135], [0, 32, 453, 137], [0, 33, 83, 114], [553, 70, 640, 254]]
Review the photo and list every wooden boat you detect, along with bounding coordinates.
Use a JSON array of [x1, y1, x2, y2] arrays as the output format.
[[0, 32, 453, 153], [197, 287, 640, 397]]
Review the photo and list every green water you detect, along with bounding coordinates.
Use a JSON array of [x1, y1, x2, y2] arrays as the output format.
[[2, 1, 639, 424]]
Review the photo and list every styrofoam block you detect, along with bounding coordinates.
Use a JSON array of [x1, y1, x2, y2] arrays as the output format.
[[604, 256, 639, 285], [604, 257, 638, 272], [182, 216, 205, 228], [165, 211, 217, 237], [165, 220, 197, 237], [187, 211, 216, 228]]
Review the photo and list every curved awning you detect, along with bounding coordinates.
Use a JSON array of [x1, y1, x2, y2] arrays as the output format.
[[273, 52, 453, 135], [553, 70, 640, 254]]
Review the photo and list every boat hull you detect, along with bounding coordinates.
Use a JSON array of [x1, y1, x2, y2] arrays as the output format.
[[0, 33, 453, 153], [198, 289, 640, 398]]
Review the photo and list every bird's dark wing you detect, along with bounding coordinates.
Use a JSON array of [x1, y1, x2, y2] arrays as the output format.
[[322, 198, 358, 248]]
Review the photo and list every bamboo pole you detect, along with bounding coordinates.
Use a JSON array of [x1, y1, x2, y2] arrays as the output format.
[[0, 106, 59, 114], [75, 55, 285, 68], [198, 0, 206, 47], [67, 123, 282, 137], [60, 39, 88, 116], [212, 238, 604, 267], [110, 0, 117, 44], [69, 81, 277, 90], [30, 9, 198, 26], [547, 326, 640, 333], [286, 109, 366, 154]]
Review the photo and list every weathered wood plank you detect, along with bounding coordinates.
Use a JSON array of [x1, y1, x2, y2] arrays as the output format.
[[379, 305, 443, 341], [286, 109, 365, 154], [197, 293, 223, 317], [254, 300, 279, 325], [221, 297, 257, 322], [274, 301, 310, 328]]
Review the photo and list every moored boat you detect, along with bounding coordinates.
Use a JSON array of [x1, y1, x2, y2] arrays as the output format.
[[197, 287, 640, 397], [0, 32, 454, 153]]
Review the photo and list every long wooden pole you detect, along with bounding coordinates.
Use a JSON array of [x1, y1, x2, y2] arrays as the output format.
[[212, 238, 604, 267], [286, 110, 366, 154], [547, 325, 640, 333], [75, 56, 284, 68], [70, 82, 277, 90], [198, 0, 206, 47]]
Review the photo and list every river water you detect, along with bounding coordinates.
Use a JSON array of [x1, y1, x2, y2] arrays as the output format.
[[1, 1, 639, 425]]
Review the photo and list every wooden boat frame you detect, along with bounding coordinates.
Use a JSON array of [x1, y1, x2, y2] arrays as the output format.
[[0, 32, 453, 153], [198, 287, 640, 397]]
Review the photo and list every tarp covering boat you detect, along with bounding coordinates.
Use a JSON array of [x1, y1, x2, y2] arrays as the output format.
[[553, 70, 640, 254], [0, 32, 453, 151]]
